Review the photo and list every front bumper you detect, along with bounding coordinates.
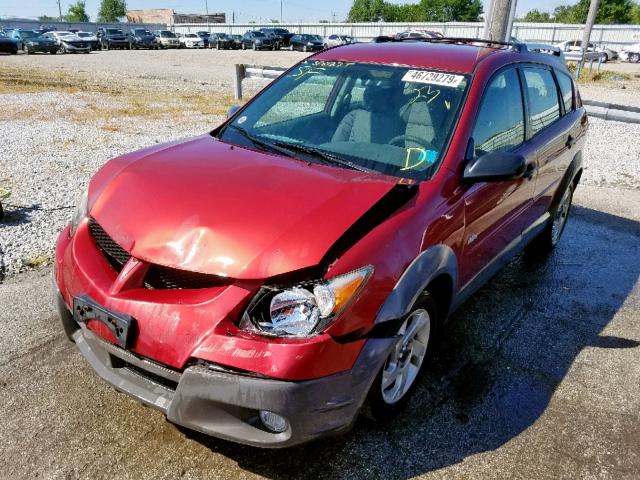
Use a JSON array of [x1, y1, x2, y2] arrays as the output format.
[[62, 42, 91, 52], [56, 290, 393, 447], [26, 43, 58, 53]]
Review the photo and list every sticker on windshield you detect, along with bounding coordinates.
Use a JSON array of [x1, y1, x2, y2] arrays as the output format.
[[401, 148, 438, 171], [237, 116, 247, 124], [402, 70, 464, 88]]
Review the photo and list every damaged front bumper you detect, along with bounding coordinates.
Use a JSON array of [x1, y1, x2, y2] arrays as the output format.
[[56, 290, 393, 448]]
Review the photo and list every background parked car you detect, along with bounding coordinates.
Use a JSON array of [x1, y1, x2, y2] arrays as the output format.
[[127, 28, 159, 50], [43, 31, 91, 54], [195, 31, 211, 48], [231, 34, 243, 49], [259, 27, 294, 49], [210, 33, 235, 50], [241, 31, 275, 50], [76, 31, 99, 50], [10, 29, 58, 54], [395, 29, 442, 40], [0, 31, 18, 55], [179, 32, 205, 49], [619, 43, 640, 62], [324, 34, 354, 48], [97, 27, 129, 50], [554, 39, 617, 62], [153, 30, 180, 49], [289, 34, 324, 52]]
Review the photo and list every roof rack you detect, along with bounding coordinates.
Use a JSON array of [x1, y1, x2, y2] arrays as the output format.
[[374, 35, 525, 52]]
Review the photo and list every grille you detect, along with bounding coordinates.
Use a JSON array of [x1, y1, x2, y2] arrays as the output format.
[[89, 219, 131, 272], [89, 218, 228, 290], [123, 362, 179, 391], [144, 264, 227, 290]]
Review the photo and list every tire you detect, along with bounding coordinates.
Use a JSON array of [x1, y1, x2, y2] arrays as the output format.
[[253, 42, 257, 51], [23, 44, 29, 55], [303, 45, 308, 52], [602, 52, 609, 62], [242, 43, 246, 50], [527, 182, 575, 255], [362, 291, 438, 423], [630, 53, 640, 63], [104, 42, 109, 51]]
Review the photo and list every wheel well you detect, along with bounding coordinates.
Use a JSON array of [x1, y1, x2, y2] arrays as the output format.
[[426, 274, 453, 324]]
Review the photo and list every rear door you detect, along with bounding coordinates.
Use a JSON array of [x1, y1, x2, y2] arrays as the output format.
[[522, 65, 579, 219], [460, 67, 538, 285]]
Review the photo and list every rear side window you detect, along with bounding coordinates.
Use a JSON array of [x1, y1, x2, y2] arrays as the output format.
[[523, 67, 561, 136], [472, 68, 525, 156], [555, 71, 574, 113]]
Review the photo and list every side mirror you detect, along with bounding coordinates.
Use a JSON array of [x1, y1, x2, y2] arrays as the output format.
[[227, 105, 241, 118], [463, 150, 527, 183]]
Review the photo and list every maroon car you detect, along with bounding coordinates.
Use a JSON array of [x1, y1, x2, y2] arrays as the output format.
[[55, 38, 587, 447]]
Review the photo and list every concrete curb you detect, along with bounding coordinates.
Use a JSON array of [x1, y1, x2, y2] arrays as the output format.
[[583, 100, 640, 124]]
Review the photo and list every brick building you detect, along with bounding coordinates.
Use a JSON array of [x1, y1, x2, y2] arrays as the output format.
[[127, 9, 225, 25]]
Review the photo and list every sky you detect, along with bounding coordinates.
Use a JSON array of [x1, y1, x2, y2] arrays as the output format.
[[0, 0, 573, 23]]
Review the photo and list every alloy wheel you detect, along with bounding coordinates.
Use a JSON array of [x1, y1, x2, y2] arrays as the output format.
[[551, 187, 572, 245], [381, 309, 431, 405]]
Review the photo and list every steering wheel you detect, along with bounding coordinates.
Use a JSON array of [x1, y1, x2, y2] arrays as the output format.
[[387, 134, 434, 149]]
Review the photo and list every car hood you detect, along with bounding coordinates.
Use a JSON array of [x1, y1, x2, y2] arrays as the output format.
[[89, 135, 398, 280], [29, 37, 54, 43]]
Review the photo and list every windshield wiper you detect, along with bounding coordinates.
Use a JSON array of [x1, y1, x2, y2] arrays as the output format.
[[226, 124, 298, 158], [271, 141, 374, 173]]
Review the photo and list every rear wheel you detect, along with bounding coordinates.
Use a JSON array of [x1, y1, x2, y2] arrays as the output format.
[[630, 52, 640, 63], [527, 182, 575, 255], [362, 291, 437, 422]]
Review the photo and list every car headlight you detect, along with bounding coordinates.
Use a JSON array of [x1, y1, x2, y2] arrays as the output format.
[[70, 188, 88, 236], [240, 266, 373, 337]]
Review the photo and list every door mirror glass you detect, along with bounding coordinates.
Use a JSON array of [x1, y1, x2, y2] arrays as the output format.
[[463, 150, 527, 183]]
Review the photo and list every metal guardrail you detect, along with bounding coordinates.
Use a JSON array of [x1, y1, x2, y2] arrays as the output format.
[[233, 64, 288, 100]]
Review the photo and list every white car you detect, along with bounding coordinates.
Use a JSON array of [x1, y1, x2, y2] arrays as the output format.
[[554, 40, 617, 62], [179, 33, 205, 49], [42, 31, 91, 53], [619, 43, 640, 63], [323, 34, 354, 48]]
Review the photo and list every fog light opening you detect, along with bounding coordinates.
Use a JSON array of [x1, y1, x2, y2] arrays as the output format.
[[259, 410, 289, 433]]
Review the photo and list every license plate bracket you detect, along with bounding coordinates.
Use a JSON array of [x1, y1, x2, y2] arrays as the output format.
[[73, 295, 136, 349]]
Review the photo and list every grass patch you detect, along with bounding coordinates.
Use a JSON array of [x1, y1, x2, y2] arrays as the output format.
[[0, 65, 236, 123], [567, 63, 633, 83], [22, 254, 51, 269]]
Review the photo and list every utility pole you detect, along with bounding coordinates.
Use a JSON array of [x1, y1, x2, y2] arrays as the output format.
[[281, 0, 283, 23], [482, 0, 515, 42], [205, 0, 209, 15], [331, 12, 337, 23], [57, 0, 63, 22], [577, 0, 600, 77]]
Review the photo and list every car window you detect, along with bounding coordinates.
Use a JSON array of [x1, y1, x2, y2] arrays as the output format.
[[523, 67, 561, 136], [555, 71, 574, 113], [472, 68, 525, 156]]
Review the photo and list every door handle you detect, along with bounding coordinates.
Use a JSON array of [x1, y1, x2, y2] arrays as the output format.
[[565, 135, 576, 149]]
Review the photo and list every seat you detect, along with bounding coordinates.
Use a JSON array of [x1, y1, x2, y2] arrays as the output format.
[[399, 99, 437, 148], [331, 85, 403, 144]]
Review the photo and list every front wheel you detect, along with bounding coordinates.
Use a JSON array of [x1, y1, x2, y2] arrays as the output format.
[[630, 52, 640, 63], [362, 291, 437, 422]]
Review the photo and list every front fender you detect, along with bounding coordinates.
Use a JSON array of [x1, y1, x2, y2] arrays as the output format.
[[375, 244, 458, 324]]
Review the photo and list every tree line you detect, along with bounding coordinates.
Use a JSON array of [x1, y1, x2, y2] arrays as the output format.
[[39, 0, 127, 23], [348, 0, 483, 22], [521, 0, 640, 24]]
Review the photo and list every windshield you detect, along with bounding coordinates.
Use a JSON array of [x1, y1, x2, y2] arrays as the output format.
[[19, 30, 39, 39], [253, 32, 265, 37], [218, 61, 468, 180], [106, 29, 123, 35], [160, 31, 176, 38], [134, 29, 151, 35], [185, 34, 198, 38], [77, 32, 93, 37]]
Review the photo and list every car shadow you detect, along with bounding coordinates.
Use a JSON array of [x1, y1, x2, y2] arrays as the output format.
[[0, 203, 42, 226], [182, 204, 639, 479]]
